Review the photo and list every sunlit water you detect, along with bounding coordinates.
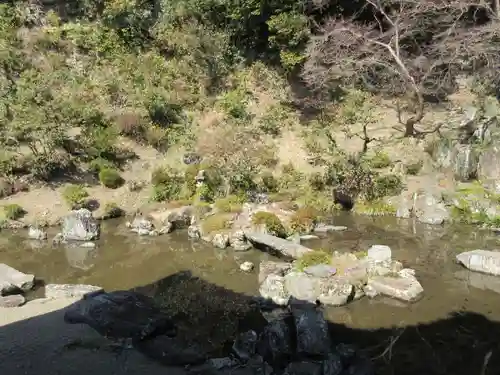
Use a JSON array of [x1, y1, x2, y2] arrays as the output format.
[[1, 215, 499, 330]]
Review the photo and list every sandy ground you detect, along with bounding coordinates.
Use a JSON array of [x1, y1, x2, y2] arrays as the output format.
[[0, 298, 188, 375]]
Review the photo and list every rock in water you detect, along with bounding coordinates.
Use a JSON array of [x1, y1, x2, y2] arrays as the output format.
[[0, 294, 26, 307], [456, 250, 500, 276], [28, 226, 47, 240], [0, 263, 35, 295], [63, 290, 177, 342], [291, 304, 331, 357], [45, 284, 103, 299], [62, 208, 100, 241]]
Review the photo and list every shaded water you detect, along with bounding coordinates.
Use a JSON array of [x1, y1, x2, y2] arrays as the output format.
[[2, 215, 500, 374]]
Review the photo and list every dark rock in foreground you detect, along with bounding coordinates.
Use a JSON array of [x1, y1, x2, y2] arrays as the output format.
[[64, 290, 177, 342]]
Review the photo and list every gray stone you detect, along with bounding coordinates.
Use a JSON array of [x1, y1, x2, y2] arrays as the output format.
[[188, 225, 201, 239], [478, 146, 500, 193], [456, 250, 500, 276], [158, 223, 174, 235], [231, 230, 253, 251], [317, 279, 354, 306], [285, 272, 354, 306], [212, 233, 230, 249], [245, 232, 313, 259], [240, 261, 254, 272], [62, 208, 100, 241], [367, 245, 392, 262], [259, 274, 290, 306], [258, 261, 292, 284], [0, 294, 26, 307], [284, 272, 319, 304], [257, 318, 293, 364], [28, 226, 47, 240], [292, 305, 331, 357], [45, 284, 103, 299], [232, 330, 258, 360], [366, 259, 403, 277], [0, 264, 35, 295], [366, 271, 423, 302], [129, 216, 154, 233], [413, 191, 450, 225], [303, 264, 337, 278]]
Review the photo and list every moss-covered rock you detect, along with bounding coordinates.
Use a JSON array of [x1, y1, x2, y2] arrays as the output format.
[[295, 250, 331, 271], [251, 211, 287, 238]]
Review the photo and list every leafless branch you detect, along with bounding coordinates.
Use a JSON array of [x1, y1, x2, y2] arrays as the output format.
[[302, 0, 500, 137]]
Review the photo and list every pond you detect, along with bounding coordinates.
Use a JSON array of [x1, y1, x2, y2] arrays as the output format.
[[1, 214, 500, 374]]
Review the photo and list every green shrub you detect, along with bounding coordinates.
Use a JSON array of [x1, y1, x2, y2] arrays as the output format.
[[367, 152, 392, 169], [290, 206, 320, 234], [98, 168, 124, 189], [296, 250, 331, 271], [214, 195, 245, 213], [373, 174, 403, 198], [308, 172, 325, 191], [3, 204, 25, 220], [62, 184, 89, 208], [89, 158, 115, 173], [405, 161, 423, 175], [260, 172, 279, 193], [103, 202, 125, 218], [150, 167, 184, 202], [251, 211, 287, 238]]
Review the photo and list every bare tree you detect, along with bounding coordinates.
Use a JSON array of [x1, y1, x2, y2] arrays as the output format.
[[302, 0, 500, 137]]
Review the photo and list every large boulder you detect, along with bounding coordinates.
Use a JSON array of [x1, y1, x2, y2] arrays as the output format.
[[413, 189, 450, 225], [61, 208, 100, 241], [456, 250, 500, 276], [245, 232, 313, 259], [0, 264, 35, 295]]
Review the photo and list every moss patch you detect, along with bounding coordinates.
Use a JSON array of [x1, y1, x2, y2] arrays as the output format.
[[214, 195, 245, 213], [295, 250, 331, 271], [201, 213, 234, 234], [353, 199, 397, 216]]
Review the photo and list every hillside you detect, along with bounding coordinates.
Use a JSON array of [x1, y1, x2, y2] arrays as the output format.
[[0, 0, 499, 227]]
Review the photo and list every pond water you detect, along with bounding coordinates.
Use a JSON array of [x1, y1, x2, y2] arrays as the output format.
[[1, 214, 500, 374]]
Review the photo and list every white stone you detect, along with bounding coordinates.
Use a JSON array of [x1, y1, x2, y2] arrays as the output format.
[[456, 250, 500, 276], [259, 274, 290, 306], [45, 284, 103, 299], [367, 274, 423, 302], [367, 245, 392, 262], [240, 261, 254, 272]]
